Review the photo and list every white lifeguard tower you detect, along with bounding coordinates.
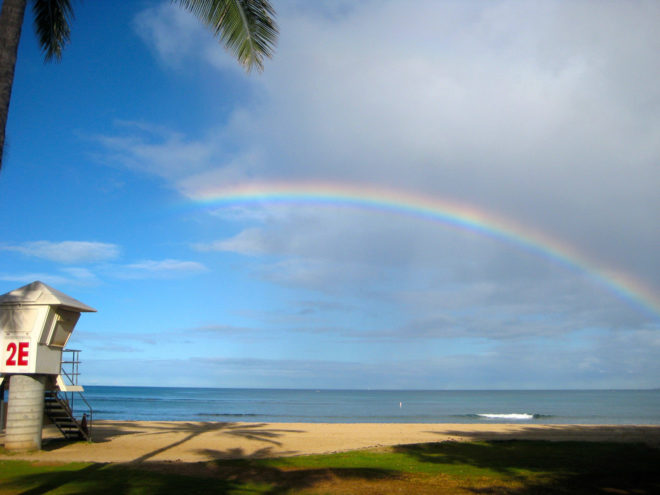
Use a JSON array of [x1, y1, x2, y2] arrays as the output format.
[[0, 281, 95, 450]]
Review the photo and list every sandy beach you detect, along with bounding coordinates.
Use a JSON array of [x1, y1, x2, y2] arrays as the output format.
[[2, 421, 659, 464]]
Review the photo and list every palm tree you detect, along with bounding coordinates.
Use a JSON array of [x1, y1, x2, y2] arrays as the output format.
[[0, 0, 277, 173]]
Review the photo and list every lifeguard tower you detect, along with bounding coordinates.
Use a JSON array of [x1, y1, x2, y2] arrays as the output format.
[[0, 281, 95, 450]]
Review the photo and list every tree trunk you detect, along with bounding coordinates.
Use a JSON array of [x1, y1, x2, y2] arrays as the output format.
[[0, 0, 27, 173]]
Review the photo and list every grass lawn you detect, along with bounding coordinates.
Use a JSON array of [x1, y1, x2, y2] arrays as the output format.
[[1, 440, 659, 494]]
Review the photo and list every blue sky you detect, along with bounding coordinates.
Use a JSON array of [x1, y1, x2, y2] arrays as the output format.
[[1, 0, 658, 389]]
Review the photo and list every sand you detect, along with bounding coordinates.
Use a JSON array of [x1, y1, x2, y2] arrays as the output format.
[[1, 421, 659, 464]]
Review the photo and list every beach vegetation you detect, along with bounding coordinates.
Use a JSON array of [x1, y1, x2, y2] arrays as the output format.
[[1, 440, 659, 494]]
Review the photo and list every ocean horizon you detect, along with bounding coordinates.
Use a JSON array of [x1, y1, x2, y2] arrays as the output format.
[[77, 387, 660, 425]]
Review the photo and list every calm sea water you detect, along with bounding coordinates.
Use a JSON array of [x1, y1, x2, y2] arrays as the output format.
[[80, 387, 660, 424]]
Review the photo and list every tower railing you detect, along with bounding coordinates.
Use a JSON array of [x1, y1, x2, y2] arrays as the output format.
[[58, 349, 93, 439]]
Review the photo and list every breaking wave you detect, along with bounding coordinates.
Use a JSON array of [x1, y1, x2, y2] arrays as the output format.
[[197, 413, 260, 418], [478, 413, 537, 420]]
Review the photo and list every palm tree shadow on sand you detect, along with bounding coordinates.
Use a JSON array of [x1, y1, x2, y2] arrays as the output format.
[[63, 421, 303, 463], [130, 422, 306, 463], [41, 421, 307, 462], [423, 424, 660, 446]]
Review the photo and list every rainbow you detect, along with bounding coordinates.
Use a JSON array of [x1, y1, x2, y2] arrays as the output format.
[[191, 181, 660, 318]]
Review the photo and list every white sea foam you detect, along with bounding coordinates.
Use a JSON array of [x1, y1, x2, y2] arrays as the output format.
[[477, 413, 534, 420]]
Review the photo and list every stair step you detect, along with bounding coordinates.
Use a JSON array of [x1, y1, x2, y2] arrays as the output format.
[[43, 388, 91, 442]]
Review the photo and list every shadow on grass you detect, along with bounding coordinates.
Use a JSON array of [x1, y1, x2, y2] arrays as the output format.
[[5, 440, 660, 494], [0, 462, 236, 495], [394, 440, 660, 494], [143, 459, 401, 495], [1, 459, 399, 495], [194, 446, 300, 459]]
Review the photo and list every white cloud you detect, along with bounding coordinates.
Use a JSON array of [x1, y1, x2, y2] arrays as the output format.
[[111, 259, 207, 279], [1, 241, 120, 264], [0, 270, 97, 287], [0, 241, 206, 284], [245, 1, 659, 276], [103, 1, 660, 335], [118, 1, 659, 265], [194, 228, 272, 256], [133, 3, 203, 69], [133, 2, 246, 75], [95, 125, 217, 182], [0, 273, 74, 286], [82, 340, 660, 388]]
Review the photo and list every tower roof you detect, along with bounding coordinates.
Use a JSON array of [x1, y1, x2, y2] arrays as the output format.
[[0, 281, 96, 312]]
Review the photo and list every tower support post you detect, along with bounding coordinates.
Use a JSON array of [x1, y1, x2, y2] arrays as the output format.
[[4, 374, 46, 451]]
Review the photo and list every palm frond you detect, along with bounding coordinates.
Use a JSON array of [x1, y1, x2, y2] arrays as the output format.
[[174, 0, 277, 72], [32, 0, 74, 62]]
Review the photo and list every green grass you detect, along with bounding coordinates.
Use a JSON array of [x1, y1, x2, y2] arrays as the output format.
[[1, 441, 659, 494]]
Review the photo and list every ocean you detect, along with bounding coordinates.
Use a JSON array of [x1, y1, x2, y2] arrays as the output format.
[[79, 387, 660, 425]]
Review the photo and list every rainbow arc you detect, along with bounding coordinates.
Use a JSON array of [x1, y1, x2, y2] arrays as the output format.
[[191, 181, 660, 318]]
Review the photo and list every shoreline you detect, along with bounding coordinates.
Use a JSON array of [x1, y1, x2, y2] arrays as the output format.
[[2, 421, 660, 463]]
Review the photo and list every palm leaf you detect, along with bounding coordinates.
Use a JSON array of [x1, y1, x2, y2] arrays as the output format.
[[32, 0, 74, 62], [174, 0, 277, 72]]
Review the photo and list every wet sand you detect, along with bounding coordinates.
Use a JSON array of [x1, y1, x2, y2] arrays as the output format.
[[2, 421, 659, 463]]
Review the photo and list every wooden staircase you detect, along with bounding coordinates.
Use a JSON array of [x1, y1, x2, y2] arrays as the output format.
[[44, 389, 90, 441]]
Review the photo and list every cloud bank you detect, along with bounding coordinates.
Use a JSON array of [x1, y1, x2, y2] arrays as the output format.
[[77, 0, 660, 388]]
